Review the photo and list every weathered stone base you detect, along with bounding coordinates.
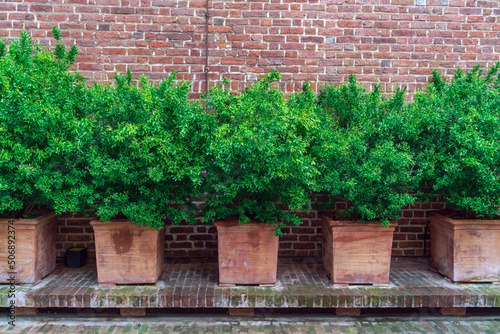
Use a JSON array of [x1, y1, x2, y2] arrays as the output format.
[[1, 262, 498, 311]]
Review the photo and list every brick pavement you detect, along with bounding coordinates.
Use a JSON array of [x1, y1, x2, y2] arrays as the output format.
[[1, 314, 499, 333], [1, 262, 499, 312]]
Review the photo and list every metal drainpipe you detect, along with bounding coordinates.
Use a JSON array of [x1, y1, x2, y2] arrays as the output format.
[[205, 0, 209, 93]]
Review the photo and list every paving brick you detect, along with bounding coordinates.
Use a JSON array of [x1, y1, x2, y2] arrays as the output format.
[[4, 317, 500, 334]]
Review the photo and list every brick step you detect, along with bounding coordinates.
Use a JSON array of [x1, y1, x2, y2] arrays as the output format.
[[1, 262, 498, 310]]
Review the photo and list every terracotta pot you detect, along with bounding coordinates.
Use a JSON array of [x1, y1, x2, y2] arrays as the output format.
[[429, 213, 500, 283], [0, 212, 58, 284], [90, 220, 165, 284], [320, 213, 397, 284], [215, 220, 279, 285]]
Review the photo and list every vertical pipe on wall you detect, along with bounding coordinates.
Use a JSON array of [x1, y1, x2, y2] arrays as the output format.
[[205, 0, 209, 93]]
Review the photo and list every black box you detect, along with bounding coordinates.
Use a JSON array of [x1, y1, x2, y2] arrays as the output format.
[[66, 247, 87, 268]]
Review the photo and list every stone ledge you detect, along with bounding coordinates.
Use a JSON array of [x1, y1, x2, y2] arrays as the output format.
[[1, 262, 498, 310]]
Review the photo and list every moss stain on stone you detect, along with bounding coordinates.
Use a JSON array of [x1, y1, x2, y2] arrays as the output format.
[[305, 296, 315, 308], [230, 294, 240, 307], [247, 294, 256, 307]]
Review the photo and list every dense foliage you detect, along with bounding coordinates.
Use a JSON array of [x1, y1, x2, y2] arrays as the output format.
[[68, 70, 209, 229], [406, 64, 500, 219], [0, 28, 84, 218], [1, 30, 498, 229], [0, 30, 208, 228], [200, 71, 321, 235], [316, 75, 415, 225]]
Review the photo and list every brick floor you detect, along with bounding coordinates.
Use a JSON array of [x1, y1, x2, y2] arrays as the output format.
[[0, 262, 499, 310], [0, 315, 499, 333]]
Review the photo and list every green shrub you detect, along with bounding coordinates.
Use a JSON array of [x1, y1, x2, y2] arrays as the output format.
[[316, 75, 415, 225], [67, 70, 210, 229], [4, 28, 497, 228], [200, 71, 321, 236], [0, 28, 85, 218], [0, 28, 209, 227], [407, 64, 500, 218]]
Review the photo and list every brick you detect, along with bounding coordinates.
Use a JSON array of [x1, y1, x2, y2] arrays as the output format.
[[335, 308, 361, 316], [110, 7, 135, 14], [9, 13, 35, 20], [120, 308, 146, 316], [227, 34, 251, 42], [16, 308, 39, 315], [441, 307, 466, 315], [31, 5, 53, 12], [228, 308, 254, 316]]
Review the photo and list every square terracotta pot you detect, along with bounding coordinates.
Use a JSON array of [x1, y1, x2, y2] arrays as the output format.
[[215, 220, 279, 285], [90, 220, 165, 284], [429, 213, 500, 283], [321, 213, 397, 284], [0, 212, 58, 284]]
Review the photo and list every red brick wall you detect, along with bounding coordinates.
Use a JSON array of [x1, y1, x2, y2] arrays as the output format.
[[56, 201, 445, 263], [2, 0, 499, 97]]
